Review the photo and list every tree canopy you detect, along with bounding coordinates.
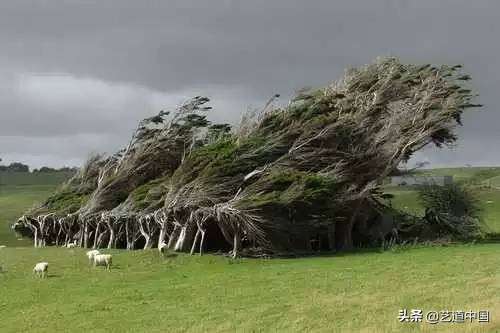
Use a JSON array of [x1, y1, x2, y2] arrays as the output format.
[[14, 58, 481, 256]]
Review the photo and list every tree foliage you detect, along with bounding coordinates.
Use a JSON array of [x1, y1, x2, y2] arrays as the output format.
[[16, 58, 481, 255]]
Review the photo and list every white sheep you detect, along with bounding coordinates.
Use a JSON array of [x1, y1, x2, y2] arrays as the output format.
[[86, 250, 100, 263], [33, 262, 49, 279], [158, 241, 167, 257], [93, 254, 112, 270], [66, 242, 77, 248], [0, 245, 6, 249]]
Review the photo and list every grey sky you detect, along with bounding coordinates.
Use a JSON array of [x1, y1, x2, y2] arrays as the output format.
[[1, 0, 499, 168]]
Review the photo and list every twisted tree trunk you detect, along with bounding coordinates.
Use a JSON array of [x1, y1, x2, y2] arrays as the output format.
[[125, 219, 132, 250], [83, 220, 90, 249], [55, 219, 64, 246], [199, 228, 206, 256], [190, 228, 201, 255], [156, 211, 170, 250], [167, 224, 180, 250], [174, 225, 187, 251], [33, 226, 39, 248], [93, 222, 102, 249], [96, 230, 108, 249], [106, 217, 115, 249], [37, 216, 46, 247], [232, 228, 242, 259], [139, 216, 155, 249], [114, 222, 124, 248]]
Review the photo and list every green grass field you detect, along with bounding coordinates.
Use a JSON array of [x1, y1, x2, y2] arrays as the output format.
[[1, 168, 500, 332], [0, 171, 73, 246], [1, 245, 499, 332]]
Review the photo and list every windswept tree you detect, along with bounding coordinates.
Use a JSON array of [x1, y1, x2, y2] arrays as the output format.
[[16, 58, 481, 255], [79, 96, 213, 217]]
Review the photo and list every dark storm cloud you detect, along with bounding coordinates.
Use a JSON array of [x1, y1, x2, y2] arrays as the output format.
[[0, 0, 499, 167]]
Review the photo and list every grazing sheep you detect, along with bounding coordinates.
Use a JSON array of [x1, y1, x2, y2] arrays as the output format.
[[93, 254, 112, 270], [86, 250, 100, 263], [66, 242, 77, 248], [0, 245, 6, 249], [158, 241, 167, 257], [33, 262, 49, 279]]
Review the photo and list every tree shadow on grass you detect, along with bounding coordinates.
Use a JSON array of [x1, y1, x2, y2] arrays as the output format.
[[268, 247, 388, 260], [47, 273, 62, 278], [86, 266, 121, 272]]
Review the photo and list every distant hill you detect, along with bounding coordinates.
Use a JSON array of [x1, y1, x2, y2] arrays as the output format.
[[0, 171, 74, 186], [384, 166, 500, 234], [415, 167, 500, 186], [0, 171, 73, 246]]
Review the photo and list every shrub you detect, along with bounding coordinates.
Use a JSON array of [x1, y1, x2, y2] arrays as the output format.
[[416, 184, 482, 240], [417, 184, 480, 218]]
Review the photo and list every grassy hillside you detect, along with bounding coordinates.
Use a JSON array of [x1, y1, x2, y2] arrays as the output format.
[[0, 171, 72, 186], [0, 171, 73, 246], [1, 245, 500, 332], [385, 167, 500, 233], [416, 167, 500, 185]]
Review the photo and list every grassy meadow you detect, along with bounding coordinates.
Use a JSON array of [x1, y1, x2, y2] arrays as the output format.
[[1, 168, 500, 332], [0, 171, 73, 246], [2, 245, 500, 332]]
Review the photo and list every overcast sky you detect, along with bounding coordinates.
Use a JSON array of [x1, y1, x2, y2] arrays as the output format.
[[1, 0, 499, 169]]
